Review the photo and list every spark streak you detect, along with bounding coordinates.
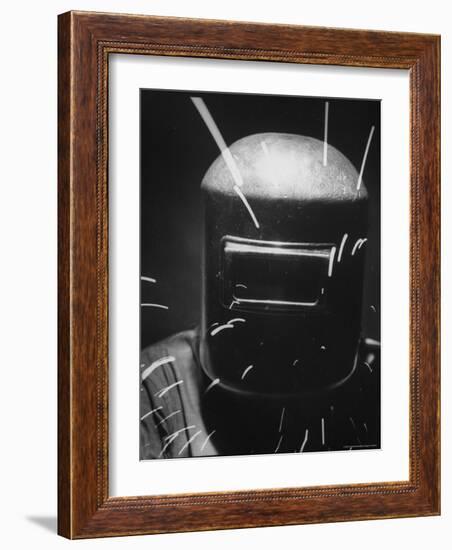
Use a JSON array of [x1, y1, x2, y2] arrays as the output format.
[[364, 337, 381, 348], [141, 356, 176, 381], [358, 238, 368, 249], [233, 184, 260, 229], [228, 318, 246, 324], [363, 361, 373, 373], [200, 430, 216, 451], [357, 125, 375, 191], [191, 96, 244, 188], [157, 410, 181, 426], [337, 233, 348, 262], [321, 417, 326, 446], [349, 416, 361, 444], [204, 378, 220, 394], [140, 406, 163, 421], [141, 303, 169, 310], [164, 426, 196, 441], [274, 435, 283, 453], [323, 101, 329, 166], [279, 408, 286, 433], [155, 380, 184, 398], [351, 238, 365, 256], [328, 246, 337, 277], [300, 429, 309, 452], [241, 365, 254, 380], [158, 432, 180, 458], [178, 430, 202, 455], [141, 276, 156, 283], [210, 323, 234, 336]]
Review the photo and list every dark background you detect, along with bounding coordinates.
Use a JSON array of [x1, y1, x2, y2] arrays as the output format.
[[140, 89, 380, 350]]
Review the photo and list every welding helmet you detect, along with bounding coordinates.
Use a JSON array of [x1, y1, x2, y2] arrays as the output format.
[[200, 133, 369, 398]]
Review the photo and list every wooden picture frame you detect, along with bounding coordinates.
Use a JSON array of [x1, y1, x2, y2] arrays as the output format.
[[58, 10, 440, 539]]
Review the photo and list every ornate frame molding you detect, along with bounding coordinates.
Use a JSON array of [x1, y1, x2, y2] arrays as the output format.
[[58, 11, 440, 538]]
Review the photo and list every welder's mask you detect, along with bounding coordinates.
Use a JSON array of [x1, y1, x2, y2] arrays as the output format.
[[200, 133, 369, 398]]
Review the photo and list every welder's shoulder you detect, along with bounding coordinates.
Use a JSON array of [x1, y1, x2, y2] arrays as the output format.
[[140, 328, 201, 403], [140, 329, 201, 460], [140, 328, 200, 372]]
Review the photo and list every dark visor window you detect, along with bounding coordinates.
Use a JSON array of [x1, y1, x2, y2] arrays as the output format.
[[222, 238, 332, 311]]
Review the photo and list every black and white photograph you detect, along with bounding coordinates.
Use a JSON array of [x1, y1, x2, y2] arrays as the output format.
[[139, 89, 381, 460]]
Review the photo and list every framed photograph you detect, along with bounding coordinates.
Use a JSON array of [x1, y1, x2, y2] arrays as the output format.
[[58, 11, 440, 538]]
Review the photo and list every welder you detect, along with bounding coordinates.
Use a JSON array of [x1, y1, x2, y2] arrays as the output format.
[[140, 132, 380, 459]]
